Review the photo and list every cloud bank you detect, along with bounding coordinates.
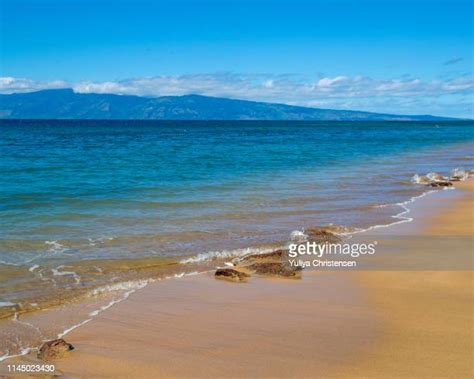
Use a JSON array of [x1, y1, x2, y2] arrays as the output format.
[[1, 73, 472, 117]]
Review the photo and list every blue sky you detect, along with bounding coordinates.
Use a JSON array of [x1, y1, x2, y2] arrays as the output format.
[[0, 0, 472, 117]]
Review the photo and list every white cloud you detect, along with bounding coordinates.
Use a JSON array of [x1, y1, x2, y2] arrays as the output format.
[[0, 73, 472, 117], [0, 77, 68, 93], [316, 76, 348, 88], [263, 79, 274, 89]]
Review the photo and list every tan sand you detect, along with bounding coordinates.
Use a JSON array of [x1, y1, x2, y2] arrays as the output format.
[[341, 180, 473, 378], [47, 272, 380, 378], [0, 181, 472, 378]]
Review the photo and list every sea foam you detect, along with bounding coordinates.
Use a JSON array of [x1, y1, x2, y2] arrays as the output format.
[[179, 246, 276, 264]]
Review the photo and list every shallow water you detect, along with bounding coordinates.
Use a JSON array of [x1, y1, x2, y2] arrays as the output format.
[[0, 120, 473, 357]]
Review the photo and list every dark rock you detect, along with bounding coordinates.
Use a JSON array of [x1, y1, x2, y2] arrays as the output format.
[[241, 249, 284, 262], [215, 268, 250, 282], [306, 227, 342, 244], [248, 262, 302, 278], [38, 339, 74, 361], [429, 181, 453, 187]]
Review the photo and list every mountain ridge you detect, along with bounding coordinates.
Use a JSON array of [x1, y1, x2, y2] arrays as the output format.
[[0, 89, 460, 121]]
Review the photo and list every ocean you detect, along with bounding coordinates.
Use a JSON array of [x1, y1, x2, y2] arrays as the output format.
[[0, 119, 473, 358]]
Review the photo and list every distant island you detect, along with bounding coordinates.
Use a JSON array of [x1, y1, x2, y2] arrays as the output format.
[[0, 89, 459, 121]]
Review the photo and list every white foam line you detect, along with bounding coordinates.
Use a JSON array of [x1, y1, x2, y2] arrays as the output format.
[[51, 266, 81, 285], [338, 188, 445, 237], [366, 178, 459, 236], [0, 280, 147, 363], [0, 301, 16, 307], [179, 187, 456, 265], [0, 347, 35, 362], [87, 236, 115, 247], [180, 246, 276, 264], [88, 298, 125, 317], [57, 270, 209, 344], [0, 265, 259, 362], [215, 190, 444, 262], [0, 352, 11, 362], [0, 313, 48, 362], [89, 279, 150, 296], [56, 281, 151, 341], [0, 278, 156, 363], [45, 240, 67, 254], [166, 271, 202, 279], [28, 264, 40, 272], [88, 283, 149, 317], [57, 318, 92, 339], [0, 260, 19, 266]]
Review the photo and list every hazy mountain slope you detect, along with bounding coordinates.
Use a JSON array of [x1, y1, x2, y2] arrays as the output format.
[[0, 89, 456, 121]]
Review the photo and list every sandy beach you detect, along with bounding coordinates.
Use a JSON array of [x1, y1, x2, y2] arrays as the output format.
[[1, 181, 472, 378], [1, 0, 472, 377], [340, 180, 474, 378]]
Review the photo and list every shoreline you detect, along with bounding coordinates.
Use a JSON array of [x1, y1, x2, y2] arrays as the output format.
[[0, 181, 437, 321], [0, 182, 450, 320], [0, 179, 472, 377], [0, 178, 459, 361], [2, 151, 471, 324]]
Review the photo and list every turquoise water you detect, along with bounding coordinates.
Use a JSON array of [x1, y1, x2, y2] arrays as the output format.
[[1, 120, 473, 263], [0, 119, 473, 359], [0, 120, 473, 297]]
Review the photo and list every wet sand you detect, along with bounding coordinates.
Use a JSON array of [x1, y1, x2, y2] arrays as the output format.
[[343, 180, 473, 378], [0, 181, 472, 378]]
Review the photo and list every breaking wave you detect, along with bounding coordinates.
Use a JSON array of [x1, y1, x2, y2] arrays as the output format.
[[179, 246, 276, 264]]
